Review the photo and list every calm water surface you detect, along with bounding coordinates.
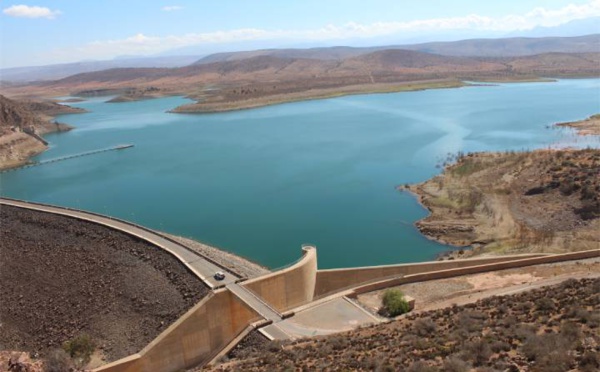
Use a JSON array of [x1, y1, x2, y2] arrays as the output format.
[[1, 79, 599, 268]]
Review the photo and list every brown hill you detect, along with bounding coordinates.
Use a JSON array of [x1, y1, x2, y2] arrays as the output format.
[[192, 34, 600, 65], [0, 95, 47, 133], [4, 49, 599, 113], [405, 34, 600, 57], [502, 52, 600, 75], [409, 149, 600, 257]]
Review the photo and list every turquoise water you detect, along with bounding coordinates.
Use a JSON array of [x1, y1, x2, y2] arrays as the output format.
[[1, 79, 599, 268]]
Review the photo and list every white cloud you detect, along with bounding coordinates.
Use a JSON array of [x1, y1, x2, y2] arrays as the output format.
[[162, 5, 183, 12], [3, 4, 61, 19], [44, 0, 600, 63]]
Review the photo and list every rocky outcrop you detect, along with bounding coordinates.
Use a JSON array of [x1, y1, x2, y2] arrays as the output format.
[[0, 95, 80, 170]]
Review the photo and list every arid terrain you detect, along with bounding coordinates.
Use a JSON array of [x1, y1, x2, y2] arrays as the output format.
[[407, 148, 600, 258], [212, 277, 600, 371], [3, 47, 599, 113], [0, 95, 84, 170], [0, 205, 209, 364]]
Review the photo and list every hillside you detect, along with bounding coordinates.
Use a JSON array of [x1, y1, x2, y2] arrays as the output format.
[[0, 55, 201, 83], [3, 47, 599, 113], [0, 205, 209, 363], [193, 34, 600, 64], [403, 34, 600, 57], [1, 35, 596, 84], [213, 277, 600, 371], [407, 148, 600, 258], [0, 95, 82, 170]]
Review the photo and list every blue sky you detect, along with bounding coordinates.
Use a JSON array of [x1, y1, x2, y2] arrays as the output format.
[[1, 0, 599, 68]]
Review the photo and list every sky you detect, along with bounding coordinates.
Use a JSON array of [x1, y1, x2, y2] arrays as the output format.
[[1, 0, 599, 68]]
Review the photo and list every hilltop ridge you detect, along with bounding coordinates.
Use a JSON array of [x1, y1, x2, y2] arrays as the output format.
[[2, 35, 599, 113]]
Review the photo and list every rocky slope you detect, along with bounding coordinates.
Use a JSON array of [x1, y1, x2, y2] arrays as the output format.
[[407, 148, 600, 258], [0, 205, 209, 363], [0, 95, 83, 170]]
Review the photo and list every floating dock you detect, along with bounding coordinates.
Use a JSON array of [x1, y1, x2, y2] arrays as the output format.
[[1, 144, 134, 173]]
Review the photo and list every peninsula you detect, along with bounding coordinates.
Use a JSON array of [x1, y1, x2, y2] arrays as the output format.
[[407, 146, 600, 258], [556, 114, 600, 136]]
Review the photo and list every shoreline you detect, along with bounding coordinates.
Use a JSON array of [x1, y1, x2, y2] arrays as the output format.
[[555, 113, 600, 136], [7, 75, 586, 114], [405, 147, 600, 259], [0, 122, 73, 171], [170, 79, 467, 113], [169, 76, 565, 114]]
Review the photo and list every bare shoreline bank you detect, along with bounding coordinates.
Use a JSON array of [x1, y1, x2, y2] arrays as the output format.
[[405, 148, 600, 259], [555, 113, 600, 136]]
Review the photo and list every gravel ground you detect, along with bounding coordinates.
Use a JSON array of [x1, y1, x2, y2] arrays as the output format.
[[164, 234, 270, 279], [0, 205, 209, 362]]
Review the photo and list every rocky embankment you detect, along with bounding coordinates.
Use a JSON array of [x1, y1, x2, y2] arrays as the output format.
[[407, 149, 600, 257], [556, 114, 600, 136], [0, 205, 209, 363], [0, 95, 84, 170]]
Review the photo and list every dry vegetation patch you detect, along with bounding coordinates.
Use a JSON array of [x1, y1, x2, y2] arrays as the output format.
[[214, 278, 600, 371]]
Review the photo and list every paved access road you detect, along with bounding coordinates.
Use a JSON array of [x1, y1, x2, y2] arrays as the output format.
[[0, 198, 236, 288]]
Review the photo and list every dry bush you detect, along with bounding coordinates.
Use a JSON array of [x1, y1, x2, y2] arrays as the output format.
[[414, 318, 436, 337], [534, 297, 555, 312], [442, 355, 471, 372], [532, 349, 574, 372], [579, 351, 600, 372], [463, 339, 492, 366], [44, 349, 72, 372], [406, 360, 437, 372]]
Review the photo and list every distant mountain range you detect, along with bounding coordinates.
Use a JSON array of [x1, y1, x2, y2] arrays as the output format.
[[193, 34, 600, 65], [1, 34, 598, 83], [0, 56, 202, 83], [5, 47, 592, 112]]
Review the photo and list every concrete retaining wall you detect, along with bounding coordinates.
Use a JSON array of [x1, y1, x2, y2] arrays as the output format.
[[348, 249, 600, 296], [242, 246, 317, 312], [315, 254, 547, 298], [95, 289, 261, 372]]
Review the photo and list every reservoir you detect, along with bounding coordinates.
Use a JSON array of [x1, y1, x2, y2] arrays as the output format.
[[1, 79, 598, 268]]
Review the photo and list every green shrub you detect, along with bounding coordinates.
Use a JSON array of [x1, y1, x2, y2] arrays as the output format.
[[63, 334, 95, 368], [381, 289, 410, 317]]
